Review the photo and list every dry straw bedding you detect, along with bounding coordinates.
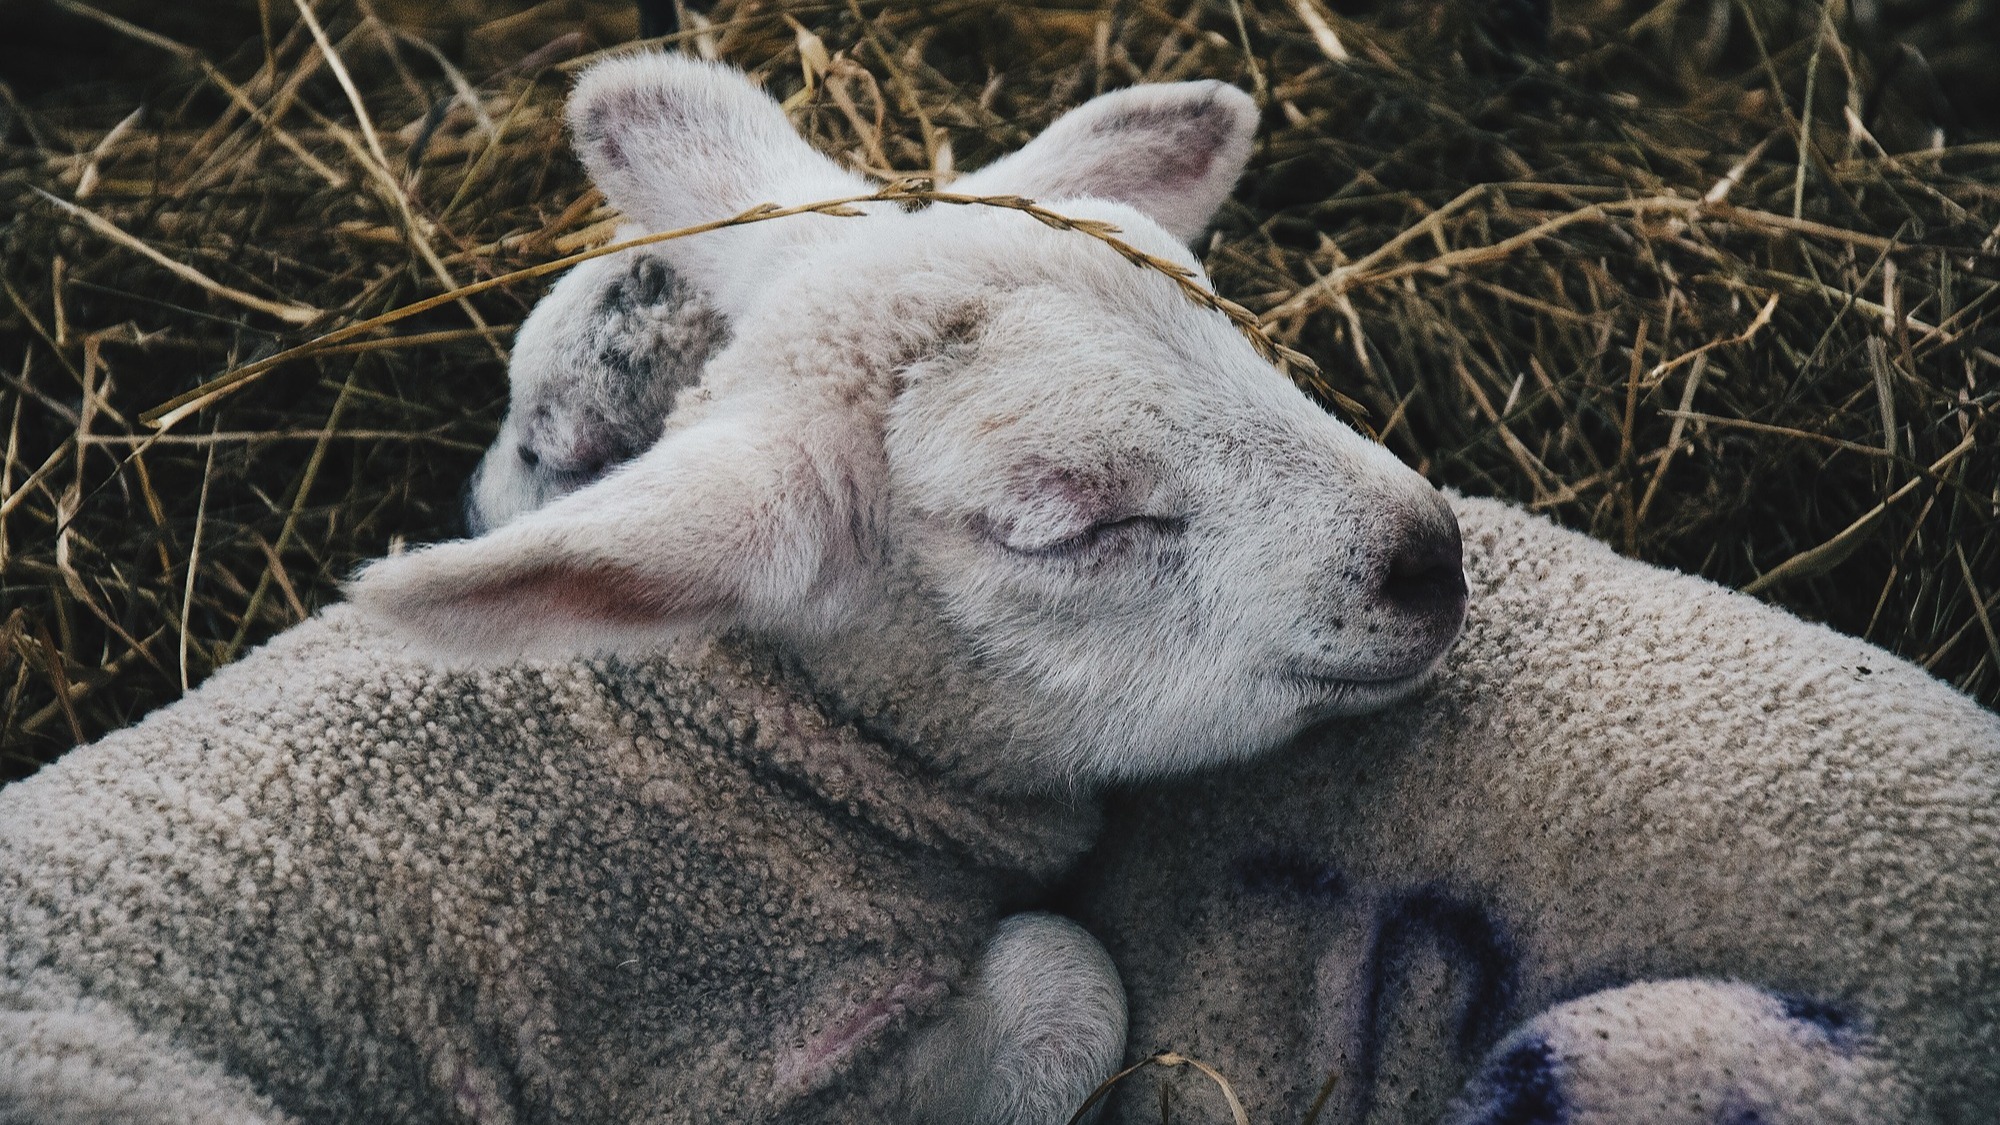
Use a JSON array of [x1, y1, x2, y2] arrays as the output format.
[[0, 0, 1996, 778]]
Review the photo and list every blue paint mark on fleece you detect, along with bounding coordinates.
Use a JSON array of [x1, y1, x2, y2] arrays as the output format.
[[1776, 991, 1859, 1050], [1233, 850, 1348, 900], [1461, 1037, 1565, 1125], [1372, 886, 1520, 1057], [1351, 885, 1521, 1121]]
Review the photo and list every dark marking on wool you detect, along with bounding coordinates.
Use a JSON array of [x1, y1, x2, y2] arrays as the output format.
[[1538, 964, 1645, 1013], [1462, 1037, 1565, 1125], [1721, 1109, 1769, 1125], [519, 405, 621, 480], [1777, 991, 1859, 1050], [599, 273, 633, 318], [1349, 886, 1520, 1121], [598, 256, 679, 320], [632, 256, 672, 306], [597, 342, 646, 386], [1234, 850, 1347, 901]]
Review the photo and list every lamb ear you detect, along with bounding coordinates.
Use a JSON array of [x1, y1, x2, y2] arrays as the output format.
[[567, 53, 871, 313], [952, 81, 1258, 245], [349, 409, 865, 661]]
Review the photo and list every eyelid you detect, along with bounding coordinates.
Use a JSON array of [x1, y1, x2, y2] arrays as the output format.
[[1004, 513, 1186, 558]]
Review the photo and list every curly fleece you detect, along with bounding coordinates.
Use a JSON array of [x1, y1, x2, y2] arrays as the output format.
[[1078, 494, 2000, 1125], [0, 608, 1094, 1124]]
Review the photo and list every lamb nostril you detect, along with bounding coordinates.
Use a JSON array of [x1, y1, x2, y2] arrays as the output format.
[[517, 444, 541, 469], [1381, 521, 1467, 618]]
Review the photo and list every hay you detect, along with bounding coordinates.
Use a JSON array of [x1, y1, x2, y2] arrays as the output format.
[[2, 0, 1996, 777]]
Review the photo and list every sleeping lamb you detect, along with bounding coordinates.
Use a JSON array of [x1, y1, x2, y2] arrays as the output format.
[[0, 54, 1472, 1124], [468, 70, 2000, 1125]]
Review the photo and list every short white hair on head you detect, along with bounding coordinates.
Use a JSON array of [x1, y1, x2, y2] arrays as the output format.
[[468, 69, 1268, 537], [466, 239, 727, 535]]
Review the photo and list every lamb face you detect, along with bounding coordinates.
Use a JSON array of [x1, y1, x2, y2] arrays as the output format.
[[466, 244, 727, 535], [856, 208, 1467, 780], [353, 54, 1465, 787]]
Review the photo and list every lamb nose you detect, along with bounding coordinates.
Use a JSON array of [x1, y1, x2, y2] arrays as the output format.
[[1381, 519, 1467, 619]]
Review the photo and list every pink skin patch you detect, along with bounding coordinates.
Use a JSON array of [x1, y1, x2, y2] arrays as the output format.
[[448, 1060, 500, 1125], [981, 459, 1142, 553], [771, 973, 951, 1097], [1078, 103, 1228, 193], [458, 562, 710, 626]]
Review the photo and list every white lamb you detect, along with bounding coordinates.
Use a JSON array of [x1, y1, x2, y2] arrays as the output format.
[[472, 73, 2000, 1125], [0, 55, 1470, 1124]]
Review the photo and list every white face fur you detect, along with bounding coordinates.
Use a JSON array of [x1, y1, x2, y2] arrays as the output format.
[[352, 54, 1466, 788]]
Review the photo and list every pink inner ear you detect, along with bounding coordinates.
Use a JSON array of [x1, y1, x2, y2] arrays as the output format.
[[576, 83, 688, 175], [1087, 104, 1230, 186], [459, 561, 716, 626]]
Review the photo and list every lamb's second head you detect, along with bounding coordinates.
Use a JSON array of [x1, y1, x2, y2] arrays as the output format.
[[353, 54, 1465, 788], [465, 244, 728, 535]]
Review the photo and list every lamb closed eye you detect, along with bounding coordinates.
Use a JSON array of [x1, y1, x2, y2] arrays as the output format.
[[1007, 514, 1186, 558]]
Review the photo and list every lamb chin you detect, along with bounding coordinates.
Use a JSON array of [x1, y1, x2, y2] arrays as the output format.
[[1289, 662, 1443, 720]]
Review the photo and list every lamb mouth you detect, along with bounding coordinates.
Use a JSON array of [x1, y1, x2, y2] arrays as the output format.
[[1283, 660, 1439, 711]]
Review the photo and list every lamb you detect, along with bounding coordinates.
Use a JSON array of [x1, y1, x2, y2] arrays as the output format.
[[0, 55, 1471, 1124], [464, 242, 726, 535], [471, 73, 2000, 1125], [1073, 494, 2000, 1124]]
